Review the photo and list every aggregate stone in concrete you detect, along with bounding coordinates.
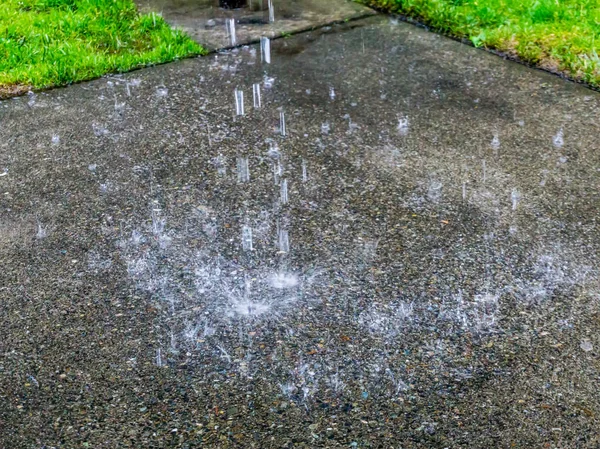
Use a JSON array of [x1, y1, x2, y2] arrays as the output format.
[[1, 15, 600, 448]]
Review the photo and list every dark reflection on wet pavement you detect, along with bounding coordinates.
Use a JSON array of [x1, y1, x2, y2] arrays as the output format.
[[1, 15, 599, 448]]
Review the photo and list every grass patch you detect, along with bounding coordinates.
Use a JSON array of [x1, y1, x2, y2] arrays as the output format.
[[361, 0, 600, 86], [0, 0, 205, 97]]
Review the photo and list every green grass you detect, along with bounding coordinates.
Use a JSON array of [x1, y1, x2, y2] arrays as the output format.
[[362, 0, 600, 86], [0, 0, 205, 97]]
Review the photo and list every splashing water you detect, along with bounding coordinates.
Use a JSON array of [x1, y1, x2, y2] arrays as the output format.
[[427, 180, 443, 203], [212, 154, 227, 176], [511, 188, 521, 211], [397, 116, 409, 136], [267, 142, 280, 160], [491, 134, 500, 152], [27, 91, 36, 107], [553, 129, 564, 148], [36, 223, 48, 239], [155, 86, 168, 98], [270, 273, 299, 289], [264, 75, 275, 89], [232, 299, 271, 317]]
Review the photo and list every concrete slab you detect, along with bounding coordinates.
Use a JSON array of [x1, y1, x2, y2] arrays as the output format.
[[134, 0, 376, 50], [1, 15, 600, 448]]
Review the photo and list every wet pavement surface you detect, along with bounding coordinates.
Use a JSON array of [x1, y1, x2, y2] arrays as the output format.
[[134, 0, 375, 50], [1, 15, 600, 448]]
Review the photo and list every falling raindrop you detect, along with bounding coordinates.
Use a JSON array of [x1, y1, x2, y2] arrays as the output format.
[[253, 83, 261, 108], [329, 87, 336, 100], [278, 229, 289, 253], [226, 18, 237, 46], [540, 170, 548, 187], [156, 348, 163, 367], [281, 179, 289, 204], [482, 160, 487, 183], [260, 36, 271, 64], [268, 0, 275, 23], [237, 157, 250, 182], [302, 160, 308, 182], [462, 182, 467, 201], [273, 161, 282, 184], [235, 88, 245, 116], [280, 111, 286, 136], [242, 226, 253, 251]]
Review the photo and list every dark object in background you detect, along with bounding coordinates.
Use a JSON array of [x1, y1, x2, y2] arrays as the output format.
[[220, 0, 247, 8]]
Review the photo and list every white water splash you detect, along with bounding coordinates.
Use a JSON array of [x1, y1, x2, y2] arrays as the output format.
[[491, 134, 500, 152], [553, 129, 564, 148], [397, 116, 409, 136], [270, 273, 299, 289], [511, 188, 521, 211]]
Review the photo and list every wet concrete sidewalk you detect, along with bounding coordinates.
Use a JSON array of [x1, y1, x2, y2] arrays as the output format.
[[134, 0, 376, 50], [1, 15, 600, 448]]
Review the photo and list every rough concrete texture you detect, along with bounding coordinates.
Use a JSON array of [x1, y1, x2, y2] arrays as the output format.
[[134, 0, 375, 50], [1, 15, 600, 448]]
